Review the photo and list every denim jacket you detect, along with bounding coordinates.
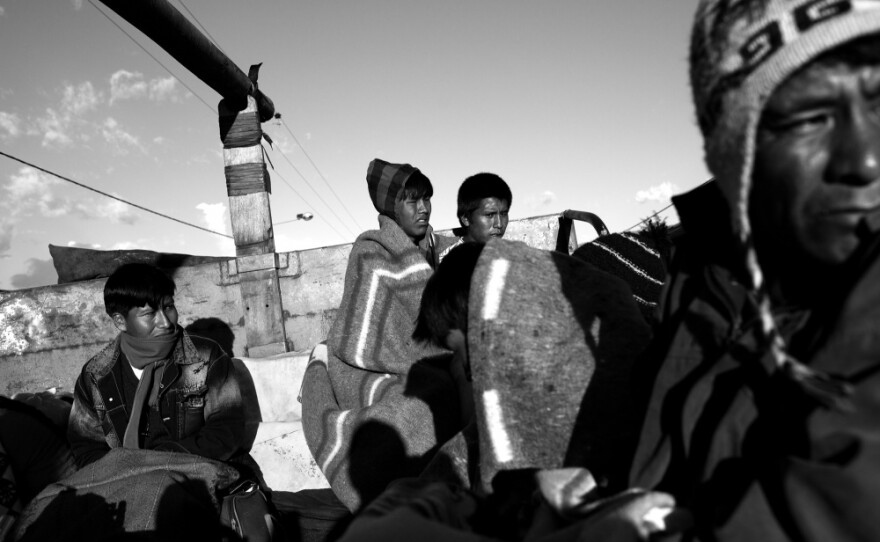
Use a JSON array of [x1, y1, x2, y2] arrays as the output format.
[[68, 330, 247, 469]]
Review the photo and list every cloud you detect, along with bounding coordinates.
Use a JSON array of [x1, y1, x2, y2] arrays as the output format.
[[10, 258, 57, 289], [101, 117, 145, 154], [149, 77, 178, 101], [71, 0, 83, 10], [0, 7, 5, 17], [32, 81, 102, 148], [196, 202, 235, 254], [94, 198, 138, 225], [1, 166, 140, 226], [0, 218, 12, 256], [110, 70, 180, 104], [635, 182, 680, 204], [523, 190, 558, 213], [0, 111, 20, 138], [61, 82, 100, 116], [66, 241, 102, 249]]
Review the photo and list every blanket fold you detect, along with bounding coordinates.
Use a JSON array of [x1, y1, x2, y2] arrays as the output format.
[[302, 216, 461, 511]]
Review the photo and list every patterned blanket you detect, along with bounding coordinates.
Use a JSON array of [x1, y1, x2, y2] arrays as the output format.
[[302, 216, 460, 511]]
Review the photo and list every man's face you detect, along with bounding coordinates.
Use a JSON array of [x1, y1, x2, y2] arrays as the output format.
[[462, 197, 510, 243], [113, 296, 179, 338], [752, 58, 880, 271], [395, 194, 431, 242]]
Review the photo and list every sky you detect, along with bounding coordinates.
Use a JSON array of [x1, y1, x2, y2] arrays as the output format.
[[0, 0, 710, 290]]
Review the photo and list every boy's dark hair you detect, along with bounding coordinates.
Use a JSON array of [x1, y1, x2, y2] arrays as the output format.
[[457, 173, 512, 219], [413, 242, 484, 347], [104, 263, 176, 317], [397, 171, 434, 202]]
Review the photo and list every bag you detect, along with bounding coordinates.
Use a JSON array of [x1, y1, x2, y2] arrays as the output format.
[[220, 480, 279, 541]]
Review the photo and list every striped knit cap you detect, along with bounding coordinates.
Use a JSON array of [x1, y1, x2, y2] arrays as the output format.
[[572, 233, 665, 321], [366, 158, 421, 218], [692, 0, 880, 402]]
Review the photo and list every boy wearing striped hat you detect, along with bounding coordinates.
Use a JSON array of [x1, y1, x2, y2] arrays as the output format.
[[631, 1, 880, 540]]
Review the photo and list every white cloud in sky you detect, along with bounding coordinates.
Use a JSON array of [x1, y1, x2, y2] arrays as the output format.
[[35, 108, 73, 148], [95, 198, 138, 225], [101, 117, 145, 154], [0, 218, 13, 255], [0, 111, 20, 138], [4, 167, 70, 217], [66, 241, 102, 249], [110, 70, 180, 104], [71, 0, 83, 10], [61, 82, 100, 116], [196, 202, 235, 255], [10, 258, 57, 289], [0, 7, 6, 17], [523, 190, 558, 213], [635, 182, 679, 204]]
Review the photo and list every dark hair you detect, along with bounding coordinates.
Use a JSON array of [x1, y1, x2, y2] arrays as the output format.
[[413, 242, 484, 347], [397, 171, 434, 202], [457, 173, 512, 219], [104, 263, 176, 317]]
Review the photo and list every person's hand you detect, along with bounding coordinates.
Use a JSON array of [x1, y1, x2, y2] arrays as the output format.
[[533, 490, 691, 542]]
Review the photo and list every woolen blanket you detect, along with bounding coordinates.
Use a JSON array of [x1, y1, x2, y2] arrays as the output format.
[[302, 215, 461, 511], [467, 239, 651, 493]]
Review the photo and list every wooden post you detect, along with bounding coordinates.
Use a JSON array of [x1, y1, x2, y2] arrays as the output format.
[[220, 96, 287, 357]]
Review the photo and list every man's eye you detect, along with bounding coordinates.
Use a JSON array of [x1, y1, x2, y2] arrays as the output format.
[[766, 112, 831, 135]]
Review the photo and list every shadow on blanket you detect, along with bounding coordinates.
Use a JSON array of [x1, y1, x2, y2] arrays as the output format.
[[12, 449, 242, 542]]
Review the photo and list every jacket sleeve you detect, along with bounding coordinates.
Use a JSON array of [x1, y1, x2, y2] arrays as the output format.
[[163, 345, 246, 461], [67, 370, 111, 468]]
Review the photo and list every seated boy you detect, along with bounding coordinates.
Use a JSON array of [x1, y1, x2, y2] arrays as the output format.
[[67, 263, 253, 472]]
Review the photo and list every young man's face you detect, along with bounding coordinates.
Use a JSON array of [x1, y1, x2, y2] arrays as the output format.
[[113, 296, 179, 338], [395, 194, 432, 242], [462, 197, 510, 244], [751, 56, 880, 272]]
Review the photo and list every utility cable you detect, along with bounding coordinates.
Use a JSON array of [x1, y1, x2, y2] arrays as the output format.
[[88, 0, 216, 115], [624, 202, 675, 233], [269, 168, 349, 242], [175, 0, 229, 57], [0, 150, 232, 239], [279, 118, 365, 231], [267, 145, 358, 239]]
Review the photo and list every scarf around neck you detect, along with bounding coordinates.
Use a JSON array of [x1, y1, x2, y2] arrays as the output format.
[[119, 328, 180, 370]]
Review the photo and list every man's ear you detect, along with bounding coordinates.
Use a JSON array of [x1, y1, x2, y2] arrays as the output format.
[[111, 313, 128, 332], [460, 214, 470, 227]]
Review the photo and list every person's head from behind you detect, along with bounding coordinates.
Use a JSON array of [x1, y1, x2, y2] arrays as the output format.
[[413, 242, 485, 360], [104, 263, 178, 338], [457, 173, 511, 243], [690, 1, 880, 304], [394, 171, 433, 243]]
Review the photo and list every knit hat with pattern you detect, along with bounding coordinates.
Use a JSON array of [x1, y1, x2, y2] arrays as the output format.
[[366, 158, 422, 218], [691, 0, 880, 401]]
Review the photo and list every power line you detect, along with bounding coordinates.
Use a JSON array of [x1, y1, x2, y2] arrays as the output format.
[[0, 150, 232, 239], [269, 167, 349, 242], [624, 202, 675, 233], [175, 0, 229, 58], [88, 0, 216, 115], [266, 144, 359, 239], [279, 118, 365, 231]]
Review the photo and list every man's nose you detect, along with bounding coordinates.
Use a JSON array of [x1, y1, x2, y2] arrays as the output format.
[[417, 199, 428, 214], [156, 309, 171, 328], [829, 108, 880, 186]]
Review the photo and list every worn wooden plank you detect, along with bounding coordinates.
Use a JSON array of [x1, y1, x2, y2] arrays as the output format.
[[228, 192, 275, 256], [239, 268, 287, 356]]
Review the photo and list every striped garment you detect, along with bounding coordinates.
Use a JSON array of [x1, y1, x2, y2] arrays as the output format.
[[301, 215, 461, 512], [572, 232, 666, 321]]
